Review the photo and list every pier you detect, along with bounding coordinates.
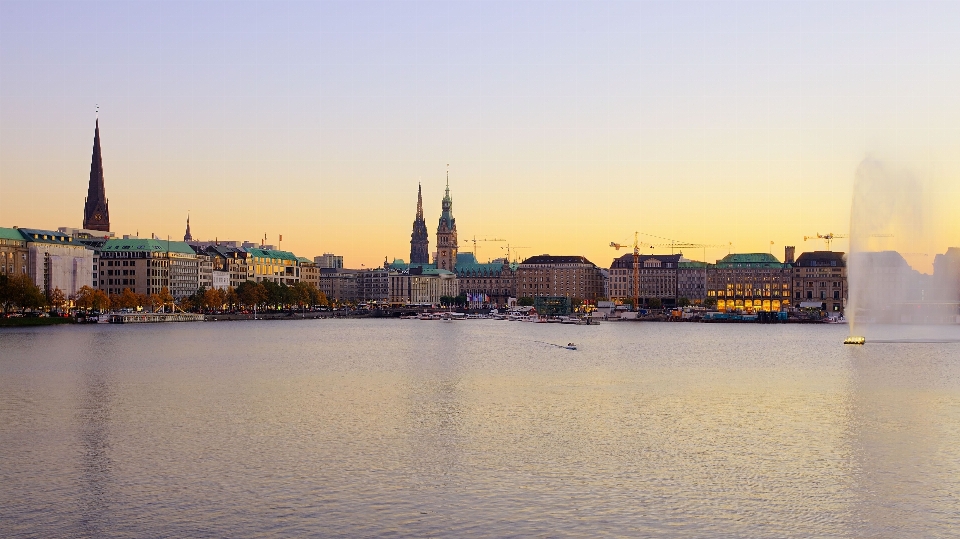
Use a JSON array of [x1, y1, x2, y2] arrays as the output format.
[[108, 312, 205, 324]]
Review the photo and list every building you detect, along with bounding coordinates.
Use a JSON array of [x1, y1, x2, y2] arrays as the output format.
[[183, 214, 193, 242], [318, 268, 359, 304], [516, 255, 604, 302], [314, 253, 344, 269], [97, 238, 198, 299], [82, 118, 111, 232], [211, 270, 229, 291], [388, 267, 459, 305], [245, 248, 300, 284], [0, 227, 29, 279], [357, 268, 390, 303], [410, 183, 430, 265], [435, 176, 458, 271], [707, 252, 793, 313], [205, 245, 249, 288], [299, 258, 320, 288], [454, 253, 516, 307], [677, 261, 710, 304], [794, 251, 847, 312], [17, 228, 94, 299], [192, 245, 213, 291], [609, 254, 682, 307]]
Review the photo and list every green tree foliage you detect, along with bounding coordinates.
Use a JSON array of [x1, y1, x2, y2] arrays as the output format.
[[648, 298, 663, 309], [677, 297, 691, 308], [237, 280, 268, 308], [0, 274, 47, 312], [517, 297, 535, 307]]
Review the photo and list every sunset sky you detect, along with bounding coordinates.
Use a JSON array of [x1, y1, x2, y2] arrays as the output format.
[[2, 1, 960, 268]]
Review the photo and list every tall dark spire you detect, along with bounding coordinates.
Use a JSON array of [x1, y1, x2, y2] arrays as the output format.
[[183, 213, 193, 242], [410, 183, 430, 265], [82, 117, 110, 232]]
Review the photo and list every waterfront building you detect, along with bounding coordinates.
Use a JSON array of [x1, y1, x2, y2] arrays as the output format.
[[357, 268, 390, 303], [0, 227, 29, 279], [299, 258, 320, 288], [17, 228, 94, 299], [97, 238, 197, 298], [516, 255, 604, 302], [314, 253, 344, 269], [192, 245, 213, 291], [205, 245, 249, 288], [677, 261, 710, 304], [608, 254, 682, 308], [245, 248, 300, 285], [410, 183, 430, 265], [435, 176, 458, 272], [388, 267, 459, 305], [211, 270, 229, 291], [793, 251, 847, 312], [318, 268, 359, 304], [82, 119, 111, 232], [707, 252, 793, 313], [454, 253, 516, 307]]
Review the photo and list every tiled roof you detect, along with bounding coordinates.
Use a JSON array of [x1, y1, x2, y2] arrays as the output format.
[[521, 254, 596, 266], [16, 228, 77, 245], [455, 253, 508, 276], [0, 227, 24, 241], [795, 251, 846, 267], [610, 253, 681, 269], [243, 248, 299, 262], [715, 253, 788, 268]]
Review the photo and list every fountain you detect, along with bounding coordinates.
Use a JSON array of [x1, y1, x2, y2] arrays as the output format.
[[846, 158, 960, 343]]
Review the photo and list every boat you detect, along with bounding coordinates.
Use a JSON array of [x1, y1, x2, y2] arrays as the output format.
[[564, 343, 578, 350]]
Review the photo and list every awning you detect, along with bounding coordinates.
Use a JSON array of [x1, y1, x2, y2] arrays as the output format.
[[799, 301, 825, 309]]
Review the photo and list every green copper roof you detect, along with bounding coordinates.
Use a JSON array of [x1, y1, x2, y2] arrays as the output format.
[[0, 227, 24, 241], [244, 248, 299, 262], [715, 253, 788, 268], [455, 252, 510, 276], [101, 238, 196, 255], [679, 261, 712, 269]]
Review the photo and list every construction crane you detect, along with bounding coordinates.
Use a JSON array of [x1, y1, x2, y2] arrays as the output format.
[[610, 232, 640, 310], [645, 242, 728, 256], [469, 236, 505, 257], [803, 232, 894, 250], [501, 244, 531, 264]]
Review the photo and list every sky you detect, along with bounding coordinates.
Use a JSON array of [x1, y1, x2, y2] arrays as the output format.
[[2, 0, 960, 269]]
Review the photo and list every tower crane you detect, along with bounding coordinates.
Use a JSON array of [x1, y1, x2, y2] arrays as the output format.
[[501, 244, 531, 263], [645, 242, 728, 256], [469, 236, 506, 257], [803, 232, 893, 251], [610, 232, 640, 310]]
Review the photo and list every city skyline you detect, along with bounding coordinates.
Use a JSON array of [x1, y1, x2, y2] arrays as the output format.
[[3, 1, 960, 268]]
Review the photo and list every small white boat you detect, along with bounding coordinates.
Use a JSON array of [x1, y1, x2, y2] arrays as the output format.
[[564, 343, 578, 350]]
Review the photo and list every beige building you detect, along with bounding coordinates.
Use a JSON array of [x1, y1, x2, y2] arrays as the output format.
[[389, 268, 459, 305], [206, 246, 249, 288], [245, 248, 300, 285], [609, 254, 682, 307], [794, 251, 846, 312], [0, 227, 29, 279], [98, 238, 198, 299], [300, 258, 321, 287], [516, 255, 604, 302], [318, 268, 359, 304], [707, 253, 793, 313]]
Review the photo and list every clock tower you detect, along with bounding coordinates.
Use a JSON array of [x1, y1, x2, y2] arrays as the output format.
[[435, 170, 458, 271]]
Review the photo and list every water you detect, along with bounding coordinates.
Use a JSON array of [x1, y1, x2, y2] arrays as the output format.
[[2, 320, 960, 538]]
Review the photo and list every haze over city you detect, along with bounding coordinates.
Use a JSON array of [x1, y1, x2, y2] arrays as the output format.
[[3, 1, 960, 268]]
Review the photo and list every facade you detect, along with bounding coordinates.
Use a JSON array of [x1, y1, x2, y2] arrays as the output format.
[[18, 228, 94, 299], [454, 253, 516, 307], [608, 254, 682, 307], [194, 246, 213, 291], [516, 255, 604, 302], [205, 246, 249, 288], [357, 268, 390, 303], [299, 258, 320, 287], [677, 261, 710, 304], [793, 251, 847, 312], [211, 270, 230, 291], [245, 248, 300, 284], [388, 267, 459, 305], [435, 177, 458, 271], [314, 253, 344, 269], [410, 184, 430, 265], [97, 238, 197, 298], [707, 253, 793, 313], [82, 119, 111, 232], [0, 227, 29, 279], [318, 268, 359, 304]]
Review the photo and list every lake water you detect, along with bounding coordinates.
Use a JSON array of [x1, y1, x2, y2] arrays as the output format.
[[2, 320, 959, 538]]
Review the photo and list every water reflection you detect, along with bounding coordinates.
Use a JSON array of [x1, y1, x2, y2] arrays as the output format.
[[846, 344, 960, 537], [76, 352, 114, 536]]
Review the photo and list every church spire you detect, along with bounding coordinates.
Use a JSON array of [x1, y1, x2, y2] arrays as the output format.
[[410, 183, 430, 265], [183, 213, 193, 242], [82, 114, 111, 232]]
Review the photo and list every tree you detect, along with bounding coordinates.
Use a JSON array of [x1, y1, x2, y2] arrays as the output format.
[[225, 286, 239, 311], [119, 288, 139, 310], [203, 288, 224, 311], [158, 287, 174, 312], [677, 297, 691, 308], [291, 282, 312, 309], [648, 298, 663, 310], [47, 287, 67, 312], [517, 297, 535, 307], [704, 297, 718, 309], [0, 274, 47, 312], [454, 294, 468, 308], [74, 285, 97, 311], [237, 280, 267, 309]]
